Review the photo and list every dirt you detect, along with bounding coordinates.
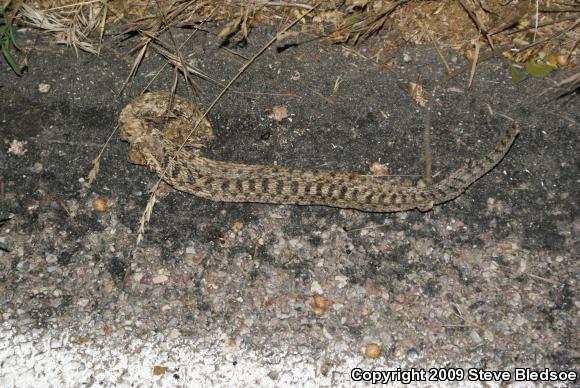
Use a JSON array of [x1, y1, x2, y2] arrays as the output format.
[[0, 26, 578, 386]]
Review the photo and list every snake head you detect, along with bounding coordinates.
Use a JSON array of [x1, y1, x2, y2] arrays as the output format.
[[126, 135, 166, 173], [119, 92, 214, 149]]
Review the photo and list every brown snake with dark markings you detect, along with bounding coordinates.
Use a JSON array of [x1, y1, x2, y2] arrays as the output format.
[[119, 92, 519, 212]]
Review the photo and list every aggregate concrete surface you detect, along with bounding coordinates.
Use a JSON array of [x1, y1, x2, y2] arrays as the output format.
[[0, 27, 578, 387]]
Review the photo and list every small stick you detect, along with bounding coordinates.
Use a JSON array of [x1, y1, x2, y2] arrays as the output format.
[[45, 0, 102, 11], [457, 0, 494, 49], [141, 9, 215, 94], [258, 1, 315, 9], [86, 124, 119, 188], [58, 199, 80, 231], [345, 223, 391, 233], [429, 35, 451, 74], [514, 17, 579, 53], [423, 87, 434, 184], [526, 273, 561, 285], [467, 33, 481, 89], [533, 0, 539, 42], [436, 46, 506, 86], [506, 16, 577, 35]]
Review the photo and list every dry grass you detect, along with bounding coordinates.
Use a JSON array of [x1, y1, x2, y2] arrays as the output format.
[[554, 70, 580, 97], [6, 1, 577, 99], [20, 2, 106, 55], [11, 1, 577, 66]]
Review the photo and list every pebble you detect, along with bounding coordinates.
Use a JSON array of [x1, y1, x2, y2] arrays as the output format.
[[167, 328, 181, 340], [77, 298, 90, 307], [334, 275, 348, 289], [92, 197, 108, 212], [312, 295, 328, 316], [38, 83, 51, 93], [103, 279, 113, 293], [152, 274, 169, 284], [470, 330, 482, 344], [310, 281, 323, 295], [406, 348, 419, 362], [31, 162, 43, 173], [364, 343, 381, 359]]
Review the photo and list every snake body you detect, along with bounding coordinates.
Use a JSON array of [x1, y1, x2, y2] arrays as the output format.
[[119, 92, 518, 213]]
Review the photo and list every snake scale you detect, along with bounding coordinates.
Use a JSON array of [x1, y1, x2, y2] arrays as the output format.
[[119, 92, 519, 213]]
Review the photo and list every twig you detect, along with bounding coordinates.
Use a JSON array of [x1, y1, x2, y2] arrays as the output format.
[[488, 0, 529, 35], [467, 33, 481, 89], [58, 199, 80, 231], [505, 16, 577, 35], [345, 223, 391, 233], [457, 0, 494, 49], [119, 43, 148, 95], [150, 42, 213, 81], [533, 0, 539, 42], [339, 0, 410, 43], [220, 45, 250, 61], [526, 273, 561, 285], [118, 0, 196, 94], [45, 0, 102, 11], [258, 1, 315, 10], [423, 87, 434, 184], [153, 0, 199, 100], [439, 323, 479, 329], [551, 112, 580, 128], [311, 89, 336, 105], [436, 46, 507, 86], [86, 124, 119, 189], [429, 35, 451, 74], [514, 17, 580, 53], [566, 36, 579, 63], [233, 90, 298, 97], [538, 7, 580, 13], [97, 0, 107, 55]]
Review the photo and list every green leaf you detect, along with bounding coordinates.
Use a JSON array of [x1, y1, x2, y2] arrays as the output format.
[[2, 45, 22, 75], [0, 6, 22, 76], [0, 241, 9, 252], [510, 66, 524, 84], [524, 60, 554, 78]]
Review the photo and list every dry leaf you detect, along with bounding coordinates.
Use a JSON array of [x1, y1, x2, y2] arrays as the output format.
[[7, 140, 28, 156], [218, 17, 242, 39], [232, 221, 244, 233], [276, 30, 300, 42], [364, 343, 381, 359], [312, 295, 329, 316], [408, 82, 427, 107], [153, 366, 167, 376], [92, 197, 108, 212], [369, 161, 389, 176], [464, 48, 476, 61], [267, 105, 289, 122]]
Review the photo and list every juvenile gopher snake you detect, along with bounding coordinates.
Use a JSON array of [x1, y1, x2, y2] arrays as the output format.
[[119, 92, 518, 212]]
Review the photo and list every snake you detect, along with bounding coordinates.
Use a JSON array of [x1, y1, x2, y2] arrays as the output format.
[[119, 92, 519, 213]]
